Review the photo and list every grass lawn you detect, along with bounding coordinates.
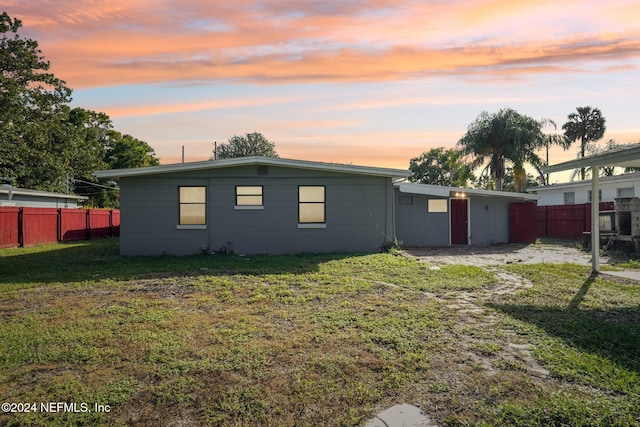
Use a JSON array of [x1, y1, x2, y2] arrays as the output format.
[[0, 239, 638, 426]]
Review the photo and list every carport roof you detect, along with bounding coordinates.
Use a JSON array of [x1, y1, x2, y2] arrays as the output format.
[[396, 182, 537, 200], [543, 143, 640, 174], [542, 143, 640, 274]]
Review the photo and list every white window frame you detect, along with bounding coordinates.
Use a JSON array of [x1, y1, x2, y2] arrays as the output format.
[[177, 186, 207, 229], [235, 185, 264, 210], [563, 192, 575, 205], [298, 185, 326, 228]]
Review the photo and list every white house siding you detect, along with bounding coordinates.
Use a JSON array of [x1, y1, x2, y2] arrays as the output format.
[[533, 173, 640, 206]]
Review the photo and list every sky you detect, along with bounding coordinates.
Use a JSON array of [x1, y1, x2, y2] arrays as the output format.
[[4, 0, 640, 182]]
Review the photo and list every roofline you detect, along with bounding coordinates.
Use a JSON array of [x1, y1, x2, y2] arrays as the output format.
[[543, 143, 640, 174], [0, 187, 88, 200], [94, 156, 411, 179], [396, 182, 538, 200], [528, 172, 640, 193]]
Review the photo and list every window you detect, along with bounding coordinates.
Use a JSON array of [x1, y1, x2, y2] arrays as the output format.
[[617, 187, 634, 198], [588, 190, 602, 203], [299, 186, 325, 224], [428, 199, 448, 213], [399, 195, 413, 205], [563, 192, 575, 205], [179, 187, 206, 225], [236, 186, 263, 208]]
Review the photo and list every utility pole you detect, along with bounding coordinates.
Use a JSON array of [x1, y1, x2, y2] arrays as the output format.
[[214, 141, 217, 160], [182, 146, 185, 163]]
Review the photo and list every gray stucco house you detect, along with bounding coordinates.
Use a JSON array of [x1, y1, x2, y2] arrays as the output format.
[[0, 186, 87, 208], [95, 157, 410, 256], [395, 182, 537, 246]]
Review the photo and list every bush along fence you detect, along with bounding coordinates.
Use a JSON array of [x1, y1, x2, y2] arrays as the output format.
[[536, 202, 614, 241], [0, 208, 120, 248]]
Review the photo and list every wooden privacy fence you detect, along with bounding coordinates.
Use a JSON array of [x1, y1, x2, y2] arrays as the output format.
[[0, 208, 120, 248], [536, 202, 614, 241]]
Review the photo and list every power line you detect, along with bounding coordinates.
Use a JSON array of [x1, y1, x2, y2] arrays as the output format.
[[72, 178, 120, 191]]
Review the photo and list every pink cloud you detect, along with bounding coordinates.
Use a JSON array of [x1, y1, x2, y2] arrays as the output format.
[[3, 1, 635, 89]]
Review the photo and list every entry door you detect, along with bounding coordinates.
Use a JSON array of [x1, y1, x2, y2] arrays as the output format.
[[450, 198, 468, 245]]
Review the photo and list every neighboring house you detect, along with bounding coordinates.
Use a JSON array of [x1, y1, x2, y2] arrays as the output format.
[[0, 186, 87, 208], [395, 182, 537, 246], [529, 173, 640, 206], [95, 157, 410, 256]]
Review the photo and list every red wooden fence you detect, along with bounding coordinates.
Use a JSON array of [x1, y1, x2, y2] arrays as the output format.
[[536, 202, 614, 240], [59, 208, 89, 242], [0, 207, 20, 248], [0, 207, 120, 248], [509, 202, 537, 244], [22, 208, 59, 246]]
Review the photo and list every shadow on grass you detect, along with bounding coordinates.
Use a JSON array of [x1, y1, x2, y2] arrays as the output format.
[[488, 276, 640, 376], [0, 238, 360, 286]]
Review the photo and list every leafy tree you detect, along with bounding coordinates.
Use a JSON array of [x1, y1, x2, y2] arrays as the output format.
[[67, 109, 159, 207], [0, 12, 73, 191], [457, 108, 548, 191], [212, 132, 279, 159], [105, 131, 159, 170], [0, 12, 160, 207], [409, 147, 473, 187], [562, 106, 606, 180]]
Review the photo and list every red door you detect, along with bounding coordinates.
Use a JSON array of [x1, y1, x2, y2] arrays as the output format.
[[451, 198, 468, 245]]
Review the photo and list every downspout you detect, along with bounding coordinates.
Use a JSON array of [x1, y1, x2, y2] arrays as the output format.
[[390, 178, 397, 245]]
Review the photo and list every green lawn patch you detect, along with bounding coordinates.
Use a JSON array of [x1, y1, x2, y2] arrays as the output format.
[[1, 240, 638, 426]]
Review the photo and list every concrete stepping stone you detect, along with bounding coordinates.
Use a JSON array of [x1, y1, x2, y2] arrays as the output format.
[[363, 404, 437, 427]]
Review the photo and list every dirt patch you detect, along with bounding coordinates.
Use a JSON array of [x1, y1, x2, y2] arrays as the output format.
[[402, 241, 601, 267], [397, 242, 586, 409]]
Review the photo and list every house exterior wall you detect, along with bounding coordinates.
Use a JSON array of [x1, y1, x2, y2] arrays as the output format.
[[119, 165, 393, 255], [395, 190, 512, 246], [394, 191, 450, 246], [535, 176, 640, 206], [0, 194, 80, 208], [469, 196, 510, 245]]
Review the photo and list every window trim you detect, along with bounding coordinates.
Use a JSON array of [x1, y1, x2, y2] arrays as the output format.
[[178, 186, 207, 226], [235, 185, 264, 209], [428, 198, 448, 213], [563, 191, 575, 205], [298, 185, 326, 225], [617, 187, 635, 198]]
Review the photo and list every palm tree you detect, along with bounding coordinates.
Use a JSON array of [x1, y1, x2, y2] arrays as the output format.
[[562, 106, 606, 180], [457, 108, 547, 191]]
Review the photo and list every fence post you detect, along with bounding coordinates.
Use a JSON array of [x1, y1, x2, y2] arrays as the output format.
[[545, 206, 549, 238], [86, 209, 91, 240], [57, 209, 61, 242], [18, 207, 23, 247]]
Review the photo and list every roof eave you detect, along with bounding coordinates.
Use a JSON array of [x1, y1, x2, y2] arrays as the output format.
[[396, 182, 537, 200], [94, 156, 411, 179]]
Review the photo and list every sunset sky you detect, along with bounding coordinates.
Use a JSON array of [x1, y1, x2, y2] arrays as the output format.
[[5, 0, 640, 182]]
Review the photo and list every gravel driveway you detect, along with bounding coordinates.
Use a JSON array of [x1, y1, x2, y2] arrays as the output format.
[[402, 241, 602, 267]]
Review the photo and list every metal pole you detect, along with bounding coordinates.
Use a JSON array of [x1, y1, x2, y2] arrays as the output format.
[[182, 146, 185, 163], [591, 166, 600, 274]]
